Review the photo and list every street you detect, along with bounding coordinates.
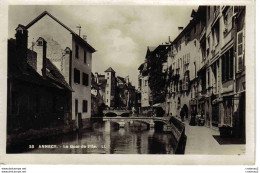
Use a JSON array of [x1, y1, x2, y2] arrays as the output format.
[[184, 119, 245, 155]]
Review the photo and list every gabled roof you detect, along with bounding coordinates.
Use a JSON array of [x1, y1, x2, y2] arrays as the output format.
[[145, 46, 156, 59], [104, 67, 116, 73], [25, 11, 96, 53]]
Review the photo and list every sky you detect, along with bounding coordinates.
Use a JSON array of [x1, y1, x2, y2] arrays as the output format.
[[8, 5, 197, 87]]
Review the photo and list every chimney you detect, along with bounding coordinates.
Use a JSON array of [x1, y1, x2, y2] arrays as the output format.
[[178, 27, 184, 34], [15, 24, 28, 71], [35, 37, 47, 78], [61, 47, 71, 84], [178, 26, 184, 31], [83, 35, 87, 41], [169, 36, 171, 43]]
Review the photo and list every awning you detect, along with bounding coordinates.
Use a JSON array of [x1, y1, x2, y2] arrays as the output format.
[[153, 103, 161, 107], [212, 97, 223, 104]]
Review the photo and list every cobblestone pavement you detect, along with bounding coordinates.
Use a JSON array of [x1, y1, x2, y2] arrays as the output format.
[[183, 119, 246, 155]]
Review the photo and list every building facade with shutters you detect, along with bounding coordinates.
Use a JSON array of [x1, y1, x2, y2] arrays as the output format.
[[165, 9, 203, 119], [163, 6, 245, 140]]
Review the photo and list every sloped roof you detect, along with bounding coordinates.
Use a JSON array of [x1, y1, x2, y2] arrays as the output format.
[[25, 11, 96, 53], [117, 76, 126, 83], [91, 79, 99, 90], [118, 83, 127, 89], [45, 58, 73, 91], [8, 39, 73, 92], [138, 63, 144, 71], [104, 67, 116, 73]]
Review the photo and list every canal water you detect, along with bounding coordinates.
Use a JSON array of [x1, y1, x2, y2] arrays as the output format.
[[20, 120, 176, 154]]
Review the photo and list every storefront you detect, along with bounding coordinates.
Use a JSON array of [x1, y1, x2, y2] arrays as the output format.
[[212, 97, 223, 128]]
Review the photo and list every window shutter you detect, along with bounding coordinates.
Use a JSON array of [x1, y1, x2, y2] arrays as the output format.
[[237, 30, 244, 72]]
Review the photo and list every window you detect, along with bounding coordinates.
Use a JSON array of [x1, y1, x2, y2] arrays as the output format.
[[82, 72, 89, 86], [84, 50, 87, 64], [107, 91, 109, 94], [201, 41, 206, 60], [76, 45, 79, 58], [182, 74, 189, 91], [37, 40, 43, 46], [65, 48, 70, 54], [213, 20, 220, 46], [107, 99, 108, 103], [74, 68, 80, 84], [82, 100, 88, 113], [222, 48, 234, 82], [207, 37, 210, 56], [201, 71, 206, 92], [223, 7, 233, 37]]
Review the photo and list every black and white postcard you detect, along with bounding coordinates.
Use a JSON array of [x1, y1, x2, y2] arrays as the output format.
[[0, 0, 256, 165]]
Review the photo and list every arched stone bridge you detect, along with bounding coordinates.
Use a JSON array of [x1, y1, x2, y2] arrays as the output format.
[[103, 109, 131, 117], [102, 116, 172, 129], [94, 116, 187, 154]]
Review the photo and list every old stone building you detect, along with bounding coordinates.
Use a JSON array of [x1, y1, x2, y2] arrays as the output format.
[[92, 67, 137, 111], [165, 9, 204, 119], [104, 67, 116, 108], [138, 47, 154, 115], [19, 11, 96, 129], [141, 5, 246, 141], [7, 25, 73, 135], [166, 6, 245, 141]]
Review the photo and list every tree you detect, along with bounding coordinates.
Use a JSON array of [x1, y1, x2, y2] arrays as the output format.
[[147, 45, 169, 104]]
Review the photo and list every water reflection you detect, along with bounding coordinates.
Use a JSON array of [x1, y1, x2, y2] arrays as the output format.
[[24, 121, 176, 154]]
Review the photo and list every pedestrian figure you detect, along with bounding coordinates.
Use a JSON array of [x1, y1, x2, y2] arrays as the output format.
[[180, 108, 185, 122]]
